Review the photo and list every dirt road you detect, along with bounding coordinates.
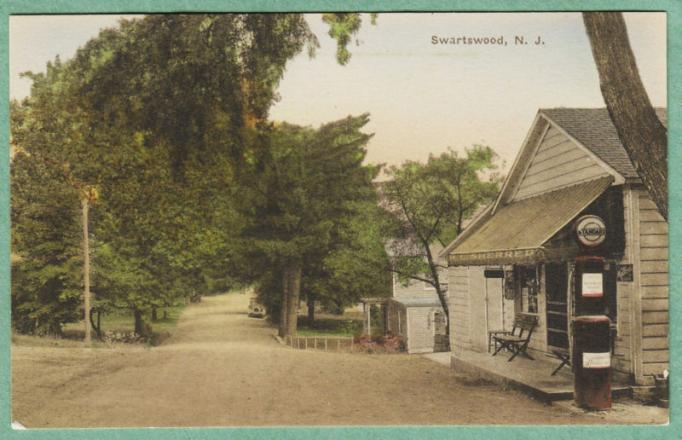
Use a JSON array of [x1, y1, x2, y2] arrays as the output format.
[[13, 293, 611, 427]]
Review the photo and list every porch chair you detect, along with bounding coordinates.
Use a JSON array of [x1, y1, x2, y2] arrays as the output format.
[[491, 313, 538, 362]]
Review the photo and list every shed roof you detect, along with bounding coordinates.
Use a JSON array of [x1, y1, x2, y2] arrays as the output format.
[[448, 176, 613, 266], [391, 296, 442, 307], [540, 107, 667, 179]]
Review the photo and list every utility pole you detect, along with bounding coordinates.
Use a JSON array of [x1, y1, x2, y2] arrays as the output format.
[[31, 155, 99, 346]]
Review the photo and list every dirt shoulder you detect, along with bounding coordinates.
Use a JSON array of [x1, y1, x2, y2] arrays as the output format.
[[12, 293, 645, 427]]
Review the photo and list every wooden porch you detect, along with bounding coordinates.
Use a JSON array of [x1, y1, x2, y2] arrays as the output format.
[[450, 349, 631, 403]]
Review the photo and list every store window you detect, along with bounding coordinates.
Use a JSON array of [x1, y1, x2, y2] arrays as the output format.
[[519, 265, 538, 314]]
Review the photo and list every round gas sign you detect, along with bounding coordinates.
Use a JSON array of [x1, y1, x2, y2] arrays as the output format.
[[575, 215, 606, 247]]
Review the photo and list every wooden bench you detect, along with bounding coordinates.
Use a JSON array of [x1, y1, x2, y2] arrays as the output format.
[[491, 313, 538, 362]]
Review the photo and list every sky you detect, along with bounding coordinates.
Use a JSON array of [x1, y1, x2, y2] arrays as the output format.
[[9, 13, 667, 173]]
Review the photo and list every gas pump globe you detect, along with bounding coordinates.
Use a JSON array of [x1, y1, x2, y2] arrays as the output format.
[[572, 214, 612, 410]]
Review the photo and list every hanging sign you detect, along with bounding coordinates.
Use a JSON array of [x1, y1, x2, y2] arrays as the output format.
[[583, 351, 611, 369], [581, 272, 603, 297], [575, 215, 607, 248], [617, 264, 634, 282], [484, 267, 504, 278]]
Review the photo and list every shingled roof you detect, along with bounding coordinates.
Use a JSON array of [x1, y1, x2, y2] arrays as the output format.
[[539, 107, 667, 179]]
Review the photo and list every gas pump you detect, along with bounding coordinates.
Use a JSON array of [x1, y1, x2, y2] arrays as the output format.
[[572, 215, 611, 410]]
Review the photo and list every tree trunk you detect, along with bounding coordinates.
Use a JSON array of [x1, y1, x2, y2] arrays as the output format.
[[278, 269, 289, 337], [81, 197, 92, 346], [583, 12, 668, 220], [423, 241, 450, 338], [307, 295, 315, 322], [151, 307, 158, 322], [133, 309, 151, 339], [286, 263, 302, 337], [89, 308, 101, 339]]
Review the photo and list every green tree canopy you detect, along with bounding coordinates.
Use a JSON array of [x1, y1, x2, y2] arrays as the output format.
[[382, 146, 503, 324]]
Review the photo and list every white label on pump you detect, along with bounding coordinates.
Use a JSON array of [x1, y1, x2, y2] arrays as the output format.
[[582, 273, 603, 297], [583, 352, 610, 369]]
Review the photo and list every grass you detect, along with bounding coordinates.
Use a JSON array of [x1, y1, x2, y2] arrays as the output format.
[[11, 333, 112, 348], [60, 304, 186, 341], [296, 315, 363, 338]]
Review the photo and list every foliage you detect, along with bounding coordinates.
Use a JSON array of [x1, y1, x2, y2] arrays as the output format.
[[10, 71, 87, 336], [10, 14, 321, 337], [382, 146, 503, 320], [243, 116, 389, 327], [322, 13, 377, 65]]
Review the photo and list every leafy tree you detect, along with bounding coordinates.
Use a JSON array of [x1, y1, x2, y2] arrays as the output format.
[[306, 200, 392, 318], [11, 14, 324, 340], [71, 14, 319, 172], [239, 115, 379, 336], [10, 59, 99, 337], [381, 146, 502, 325], [10, 132, 82, 335]]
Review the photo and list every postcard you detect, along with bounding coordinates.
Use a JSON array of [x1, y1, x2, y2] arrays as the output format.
[[6, 9, 671, 432]]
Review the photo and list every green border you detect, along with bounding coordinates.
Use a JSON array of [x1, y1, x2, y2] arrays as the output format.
[[1, 1, 679, 439]]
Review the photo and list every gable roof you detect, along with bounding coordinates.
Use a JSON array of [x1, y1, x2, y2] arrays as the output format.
[[442, 106, 667, 262], [540, 107, 667, 180], [391, 296, 442, 308]]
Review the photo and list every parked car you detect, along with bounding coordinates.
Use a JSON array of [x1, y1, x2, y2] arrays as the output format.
[[248, 298, 265, 318]]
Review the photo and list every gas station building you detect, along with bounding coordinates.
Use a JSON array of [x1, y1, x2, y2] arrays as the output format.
[[441, 108, 668, 387]]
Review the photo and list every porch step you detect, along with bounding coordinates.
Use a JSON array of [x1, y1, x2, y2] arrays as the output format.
[[451, 352, 631, 403]]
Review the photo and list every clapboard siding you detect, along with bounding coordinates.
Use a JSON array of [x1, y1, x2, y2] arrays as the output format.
[[635, 189, 669, 380], [449, 267, 471, 353], [642, 298, 668, 311], [642, 324, 667, 337], [513, 128, 609, 201], [640, 273, 669, 286], [640, 260, 668, 273], [641, 286, 668, 299], [642, 350, 668, 363], [640, 235, 668, 248], [640, 248, 668, 260], [642, 311, 668, 325], [642, 337, 668, 350], [643, 363, 668, 376]]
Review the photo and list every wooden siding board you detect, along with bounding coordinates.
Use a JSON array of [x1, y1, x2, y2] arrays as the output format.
[[641, 265, 668, 275], [515, 164, 608, 200], [639, 210, 666, 222], [642, 298, 668, 311], [642, 337, 668, 350], [641, 248, 668, 260], [640, 222, 669, 235], [642, 324, 668, 337], [641, 286, 668, 299], [642, 311, 668, 324], [511, 127, 611, 202], [528, 145, 588, 174], [640, 273, 669, 286], [642, 350, 669, 363], [638, 197, 660, 210], [642, 363, 668, 376]]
